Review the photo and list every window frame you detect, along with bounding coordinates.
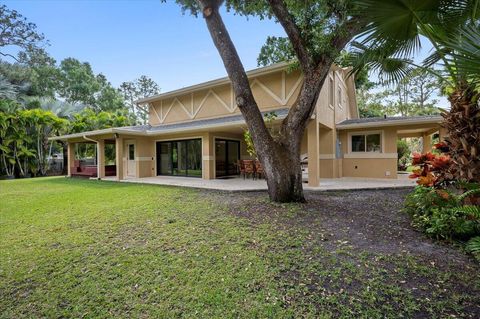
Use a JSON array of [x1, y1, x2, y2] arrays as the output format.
[[328, 74, 335, 109], [128, 144, 135, 160], [155, 138, 203, 178], [337, 87, 343, 109], [347, 130, 384, 154]]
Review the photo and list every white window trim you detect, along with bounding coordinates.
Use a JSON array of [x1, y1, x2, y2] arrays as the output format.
[[328, 74, 335, 110], [347, 130, 385, 154], [337, 86, 344, 110], [337, 81, 347, 110]]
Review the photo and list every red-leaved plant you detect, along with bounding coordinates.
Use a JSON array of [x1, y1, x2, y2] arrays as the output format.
[[409, 142, 455, 188]]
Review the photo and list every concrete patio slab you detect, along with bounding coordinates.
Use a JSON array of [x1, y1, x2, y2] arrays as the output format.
[[101, 174, 416, 192]]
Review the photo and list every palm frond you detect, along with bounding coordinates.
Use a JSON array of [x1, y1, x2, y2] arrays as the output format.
[[466, 236, 480, 257], [442, 23, 480, 85], [458, 187, 480, 202], [352, 0, 441, 58], [453, 205, 480, 219], [347, 41, 413, 85]]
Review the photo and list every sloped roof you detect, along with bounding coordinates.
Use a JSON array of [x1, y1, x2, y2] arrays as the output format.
[[49, 108, 290, 140], [337, 115, 443, 129]]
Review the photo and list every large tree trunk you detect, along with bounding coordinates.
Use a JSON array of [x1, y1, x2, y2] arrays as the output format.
[[196, 0, 357, 202], [260, 131, 305, 202], [443, 84, 480, 182]]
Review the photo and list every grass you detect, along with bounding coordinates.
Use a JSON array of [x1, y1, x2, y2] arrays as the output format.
[[0, 177, 479, 318]]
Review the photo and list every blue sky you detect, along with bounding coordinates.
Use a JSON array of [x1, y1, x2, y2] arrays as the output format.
[[3, 0, 447, 107], [3, 0, 285, 91]]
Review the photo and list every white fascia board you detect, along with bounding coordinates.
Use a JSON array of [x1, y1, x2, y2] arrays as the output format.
[[145, 114, 288, 136], [336, 117, 443, 130], [48, 127, 148, 141]]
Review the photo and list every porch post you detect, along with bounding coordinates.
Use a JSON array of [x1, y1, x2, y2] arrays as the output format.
[[422, 133, 431, 153], [307, 120, 320, 187], [202, 132, 215, 179], [97, 139, 105, 179], [438, 127, 448, 142], [115, 136, 124, 180], [67, 142, 75, 177]]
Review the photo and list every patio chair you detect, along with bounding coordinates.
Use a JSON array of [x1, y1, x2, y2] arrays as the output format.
[[243, 160, 255, 180], [255, 161, 264, 179], [237, 160, 246, 178]]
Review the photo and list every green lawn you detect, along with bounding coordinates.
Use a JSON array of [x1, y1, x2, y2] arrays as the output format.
[[0, 177, 479, 318]]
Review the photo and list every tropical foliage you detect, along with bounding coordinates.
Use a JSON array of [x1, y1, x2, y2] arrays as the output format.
[[0, 108, 66, 177], [404, 184, 480, 260], [396, 139, 410, 170], [407, 140, 480, 260], [119, 76, 161, 125], [0, 3, 158, 178]]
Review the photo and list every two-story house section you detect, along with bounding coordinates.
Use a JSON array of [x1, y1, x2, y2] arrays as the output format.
[[52, 62, 444, 187]]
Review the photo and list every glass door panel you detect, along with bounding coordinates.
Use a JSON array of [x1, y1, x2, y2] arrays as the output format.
[[157, 142, 172, 175], [187, 139, 202, 177], [157, 139, 202, 177], [227, 141, 239, 175], [215, 140, 227, 177]]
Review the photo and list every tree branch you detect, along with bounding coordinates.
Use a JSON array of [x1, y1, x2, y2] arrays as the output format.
[[0, 51, 19, 62], [267, 0, 313, 73], [285, 18, 365, 134], [196, 0, 275, 154]]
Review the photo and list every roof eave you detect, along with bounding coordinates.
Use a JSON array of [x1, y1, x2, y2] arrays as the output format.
[[48, 127, 148, 141], [336, 117, 443, 130], [146, 113, 289, 136]]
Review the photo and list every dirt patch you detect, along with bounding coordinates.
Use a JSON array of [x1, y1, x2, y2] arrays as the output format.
[[216, 188, 471, 262], [206, 188, 480, 318]]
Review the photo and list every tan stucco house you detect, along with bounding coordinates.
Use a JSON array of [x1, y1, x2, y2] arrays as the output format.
[[51, 62, 444, 187]]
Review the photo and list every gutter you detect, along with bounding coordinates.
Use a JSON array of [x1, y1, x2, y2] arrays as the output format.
[[82, 135, 98, 143], [48, 127, 149, 141], [336, 117, 443, 130]]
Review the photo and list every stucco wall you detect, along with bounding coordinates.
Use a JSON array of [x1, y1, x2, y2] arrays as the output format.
[[148, 65, 358, 128], [118, 131, 250, 180], [148, 69, 304, 126], [339, 127, 398, 179]]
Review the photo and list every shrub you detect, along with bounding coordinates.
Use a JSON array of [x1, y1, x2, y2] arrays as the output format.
[[404, 186, 457, 234], [409, 144, 455, 188], [404, 186, 480, 244], [466, 236, 480, 261], [397, 139, 410, 170]]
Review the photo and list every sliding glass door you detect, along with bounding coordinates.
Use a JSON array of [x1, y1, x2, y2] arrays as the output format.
[[215, 139, 240, 177], [156, 139, 202, 177]]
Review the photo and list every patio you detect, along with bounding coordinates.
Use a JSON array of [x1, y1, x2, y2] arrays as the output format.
[[101, 174, 415, 192]]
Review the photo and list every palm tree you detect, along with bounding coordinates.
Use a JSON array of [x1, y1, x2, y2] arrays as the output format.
[[350, 0, 480, 183], [0, 75, 17, 100]]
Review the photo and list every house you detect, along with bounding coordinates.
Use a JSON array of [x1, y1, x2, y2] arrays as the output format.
[[50, 62, 444, 187]]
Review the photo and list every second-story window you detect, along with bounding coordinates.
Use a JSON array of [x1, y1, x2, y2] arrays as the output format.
[[337, 87, 343, 108], [328, 76, 334, 107]]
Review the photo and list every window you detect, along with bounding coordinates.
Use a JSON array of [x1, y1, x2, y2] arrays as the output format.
[[128, 144, 135, 160], [328, 76, 334, 107], [351, 133, 381, 152], [337, 87, 343, 108]]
